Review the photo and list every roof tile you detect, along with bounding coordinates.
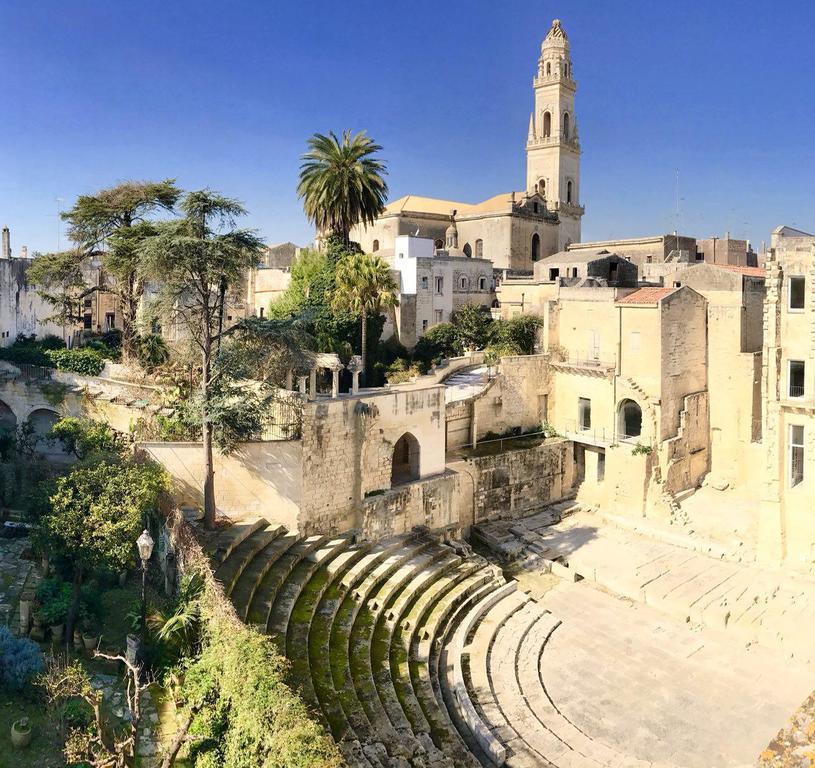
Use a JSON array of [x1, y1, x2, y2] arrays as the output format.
[[616, 287, 680, 305]]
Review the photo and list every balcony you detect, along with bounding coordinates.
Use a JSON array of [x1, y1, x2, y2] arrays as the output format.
[[789, 385, 805, 398]]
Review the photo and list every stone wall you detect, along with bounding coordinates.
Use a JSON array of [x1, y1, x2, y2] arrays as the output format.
[[473, 355, 551, 440], [462, 438, 573, 525], [298, 387, 446, 534], [661, 391, 710, 495], [140, 441, 303, 531]]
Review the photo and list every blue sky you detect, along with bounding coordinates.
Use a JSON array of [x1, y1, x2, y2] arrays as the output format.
[[1, 0, 814, 254]]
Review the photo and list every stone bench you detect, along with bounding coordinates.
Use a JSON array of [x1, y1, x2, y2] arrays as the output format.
[[214, 521, 286, 594]]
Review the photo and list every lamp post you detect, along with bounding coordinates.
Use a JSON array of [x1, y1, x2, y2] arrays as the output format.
[[136, 529, 154, 650]]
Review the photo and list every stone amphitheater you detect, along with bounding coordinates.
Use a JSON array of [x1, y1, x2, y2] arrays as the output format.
[[204, 505, 814, 768]]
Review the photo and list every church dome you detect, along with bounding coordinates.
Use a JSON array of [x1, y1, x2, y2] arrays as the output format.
[[445, 215, 459, 249]]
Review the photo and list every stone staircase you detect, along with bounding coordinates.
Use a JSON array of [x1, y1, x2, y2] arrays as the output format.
[[206, 519, 643, 767]]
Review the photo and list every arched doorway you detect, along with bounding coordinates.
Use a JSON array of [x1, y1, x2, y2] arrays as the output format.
[[28, 408, 62, 456], [391, 433, 420, 486], [531, 233, 541, 262], [617, 399, 642, 440]]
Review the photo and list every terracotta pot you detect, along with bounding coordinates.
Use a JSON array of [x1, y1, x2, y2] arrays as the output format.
[[82, 633, 99, 651], [11, 718, 32, 748], [49, 624, 64, 644]]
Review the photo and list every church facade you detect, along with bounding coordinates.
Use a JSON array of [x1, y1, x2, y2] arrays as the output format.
[[350, 19, 584, 271]]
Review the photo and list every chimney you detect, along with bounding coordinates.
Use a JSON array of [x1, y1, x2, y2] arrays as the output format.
[[1, 227, 9, 259], [20, 245, 28, 259]]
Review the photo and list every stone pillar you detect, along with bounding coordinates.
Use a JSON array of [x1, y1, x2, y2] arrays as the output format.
[[351, 370, 360, 394], [19, 599, 30, 636], [285, 370, 293, 390], [309, 369, 317, 401], [298, 376, 307, 396], [331, 368, 340, 399]]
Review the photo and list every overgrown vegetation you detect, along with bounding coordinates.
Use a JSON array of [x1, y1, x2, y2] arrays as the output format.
[[389, 305, 544, 381]]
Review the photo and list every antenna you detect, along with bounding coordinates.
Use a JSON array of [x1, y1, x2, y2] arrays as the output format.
[[674, 169, 680, 234], [55, 197, 65, 251]]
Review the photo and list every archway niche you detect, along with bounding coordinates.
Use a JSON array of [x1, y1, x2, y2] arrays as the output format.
[[28, 408, 64, 456], [617, 399, 642, 440], [531, 232, 541, 262], [391, 432, 420, 486]]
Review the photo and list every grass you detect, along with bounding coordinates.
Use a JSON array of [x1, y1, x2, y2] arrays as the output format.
[[0, 692, 63, 768]]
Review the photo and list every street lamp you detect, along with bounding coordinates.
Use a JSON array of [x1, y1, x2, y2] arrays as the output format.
[[136, 529, 154, 650]]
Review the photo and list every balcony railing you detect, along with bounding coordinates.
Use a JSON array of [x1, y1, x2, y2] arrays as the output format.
[[549, 356, 616, 373], [789, 385, 806, 398]]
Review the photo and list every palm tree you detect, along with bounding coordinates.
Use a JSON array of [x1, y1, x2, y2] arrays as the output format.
[[297, 130, 388, 244], [332, 252, 399, 385]]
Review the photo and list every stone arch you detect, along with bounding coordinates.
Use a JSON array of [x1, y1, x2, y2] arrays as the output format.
[[372, 239, 379, 252], [531, 232, 541, 262], [563, 111, 570, 139], [434, 238, 444, 250], [463, 242, 472, 258], [0, 399, 16, 433], [617, 399, 643, 440], [27, 407, 62, 456], [458, 275, 469, 291], [391, 432, 420, 486], [491, 299, 500, 309], [538, 178, 546, 196], [475, 239, 483, 258], [543, 111, 552, 138]]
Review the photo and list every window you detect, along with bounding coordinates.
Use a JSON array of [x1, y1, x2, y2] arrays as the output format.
[[105, 312, 115, 330], [789, 424, 804, 487], [463, 242, 472, 258], [538, 179, 546, 196], [546, 62, 551, 76], [434, 238, 443, 250], [571, 267, 578, 278], [789, 360, 805, 398], [84, 298, 93, 308], [629, 331, 641, 354], [531, 233, 541, 262], [549, 267, 560, 281], [563, 112, 570, 139], [459, 275, 468, 290], [422, 319, 428, 332], [475, 239, 483, 258], [372, 239, 379, 252], [434, 309, 443, 324], [533, 202, 539, 214], [434, 276, 443, 294], [789, 276, 805, 310], [567, 180, 573, 204], [421, 276, 428, 290], [478, 276, 487, 291], [83, 314, 92, 329], [543, 111, 551, 137], [609, 262, 619, 282], [578, 397, 591, 430]]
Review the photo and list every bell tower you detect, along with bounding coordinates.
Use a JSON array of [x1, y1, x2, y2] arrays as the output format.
[[526, 19, 583, 248]]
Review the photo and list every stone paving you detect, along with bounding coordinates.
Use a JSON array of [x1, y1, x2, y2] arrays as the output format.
[[535, 580, 815, 768], [478, 504, 815, 664], [0, 534, 36, 627]]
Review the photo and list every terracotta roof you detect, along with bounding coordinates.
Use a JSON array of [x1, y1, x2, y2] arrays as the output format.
[[713, 264, 765, 278], [616, 287, 680, 305]]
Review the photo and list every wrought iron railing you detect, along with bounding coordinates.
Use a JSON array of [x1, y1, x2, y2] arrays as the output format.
[[256, 394, 304, 441], [788, 385, 805, 398]]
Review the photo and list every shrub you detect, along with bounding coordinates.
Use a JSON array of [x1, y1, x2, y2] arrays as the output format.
[[49, 416, 121, 459], [413, 323, 463, 371], [46, 348, 105, 376], [136, 334, 170, 371], [0, 625, 44, 690], [385, 357, 421, 385], [36, 577, 73, 626], [62, 697, 93, 730], [451, 303, 494, 350], [488, 314, 543, 357], [84, 339, 121, 362]]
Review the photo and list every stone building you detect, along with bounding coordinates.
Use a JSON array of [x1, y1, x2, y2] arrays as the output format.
[[760, 225, 815, 565], [385, 235, 495, 347], [349, 18, 583, 270], [0, 227, 63, 344]]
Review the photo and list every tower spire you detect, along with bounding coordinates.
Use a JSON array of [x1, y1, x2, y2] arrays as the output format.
[[526, 19, 583, 248]]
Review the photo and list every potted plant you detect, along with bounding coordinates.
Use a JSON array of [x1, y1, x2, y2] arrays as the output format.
[[81, 613, 99, 651], [39, 597, 68, 644], [11, 717, 32, 748]]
